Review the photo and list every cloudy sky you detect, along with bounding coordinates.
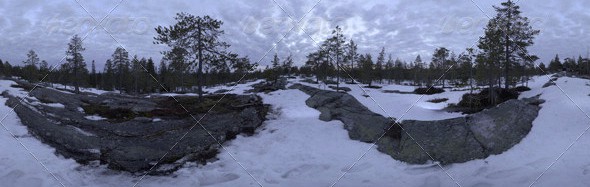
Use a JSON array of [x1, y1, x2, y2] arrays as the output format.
[[0, 0, 588, 70]]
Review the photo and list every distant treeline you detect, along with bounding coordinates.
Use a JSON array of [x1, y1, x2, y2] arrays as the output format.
[[2, 1, 589, 95]]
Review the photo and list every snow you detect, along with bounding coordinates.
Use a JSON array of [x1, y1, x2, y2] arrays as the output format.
[[47, 83, 113, 95], [42, 103, 65, 108], [296, 78, 467, 121], [150, 79, 265, 97], [1, 76, 590, 186], [84, 115, 107, 121]]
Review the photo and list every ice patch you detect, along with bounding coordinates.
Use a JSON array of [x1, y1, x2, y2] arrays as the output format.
[[84, 115, 107, 121]]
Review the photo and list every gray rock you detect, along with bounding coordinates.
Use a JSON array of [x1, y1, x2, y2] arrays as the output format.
[[291, 83, 541, 165], [291, 84, 393, 143], [328, 85, 352, 92], [3, 80, 269, 175], [247, 77, 288, 93]]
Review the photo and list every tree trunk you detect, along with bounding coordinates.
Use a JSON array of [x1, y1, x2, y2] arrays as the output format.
[[197, 26, 204, 100], [74, 62, 80, 94], [504, 2, 512, 89], [336, 53, 340, 91]]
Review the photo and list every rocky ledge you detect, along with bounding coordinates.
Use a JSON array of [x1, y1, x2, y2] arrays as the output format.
[[3, 80, 269, 174], [290, 83, 542, 164]]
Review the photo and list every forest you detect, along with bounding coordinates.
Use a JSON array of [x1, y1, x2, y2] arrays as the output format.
[[0, 1, 587, 98]]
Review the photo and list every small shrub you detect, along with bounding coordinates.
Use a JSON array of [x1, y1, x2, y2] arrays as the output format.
[[301, 78, 318, 84], [512, 86, 531, 92], [364, 85, 382, 89], [455, 87, 520, 113], [414, 87, 445, 95], [426, 98, 449, 103], [323, 80, 338, 85]]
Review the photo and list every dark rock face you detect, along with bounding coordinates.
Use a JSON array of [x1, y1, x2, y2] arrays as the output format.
[[246, 78, 288, 93], [290, 83, 542, 165], [3, 80, 268, 174]]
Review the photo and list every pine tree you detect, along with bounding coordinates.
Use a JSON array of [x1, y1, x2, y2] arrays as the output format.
[[270, 53, 280, 82], [375, 47, 386, 84], [145, 58, 156, 93], [24, 50, 40, 67], [4, 61, 12, 77], [431, 47, 450, 87], [385, 54, 395, 84], [0, 59, 4, 76], [282, 53, 294, 77], [155, 13, 237, 99], [158, 60, 170, 92], [345, 39, 359, 83], [479, 0, 540, 89], [360, 54, 374, 87], [23, 50, 40, 81], [413, 55, 423, 86], [65, 35, 87, 93], [326, 26, 346, 89], [89, 60, 97, 88], [548, 54, 563, 72], [103, 59, 114, 90]]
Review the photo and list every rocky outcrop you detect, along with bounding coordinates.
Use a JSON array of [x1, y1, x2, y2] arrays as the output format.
[[246, 77, 288, 93], [290, 83, 542, 165], [3, 80, 268, 174], [290, 84, 394, 143]]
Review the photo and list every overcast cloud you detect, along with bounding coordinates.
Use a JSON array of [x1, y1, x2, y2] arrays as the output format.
[[0, 0, 589, 70]]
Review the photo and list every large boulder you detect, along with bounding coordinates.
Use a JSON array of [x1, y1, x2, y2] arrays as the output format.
[[3, 80, 269, 174], [291, 84, 392, 142], [291, 83, 542, 165]]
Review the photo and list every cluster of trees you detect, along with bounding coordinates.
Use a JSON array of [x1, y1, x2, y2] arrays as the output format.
[[4, 1, 590, 99], [1, 13, 259, 97], [299, 0, 547, 91], [545, 54, 590, 75]]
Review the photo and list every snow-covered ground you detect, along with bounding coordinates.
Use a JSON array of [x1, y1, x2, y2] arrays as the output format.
[[1, 75, 590, 186]]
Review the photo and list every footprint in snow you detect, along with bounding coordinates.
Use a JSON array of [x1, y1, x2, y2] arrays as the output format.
[[198, 173, 240, 186], [583, 164, 590, 175], [14, 177, 43, 187], [281, 164, 330, 179], [340, 162, 372, 173], [404, 163, 439, 175], [469, 182, 493, 187], [0, 170, 25, 184], [485, 167, 522, 179], [419, 176, 440, 187]]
